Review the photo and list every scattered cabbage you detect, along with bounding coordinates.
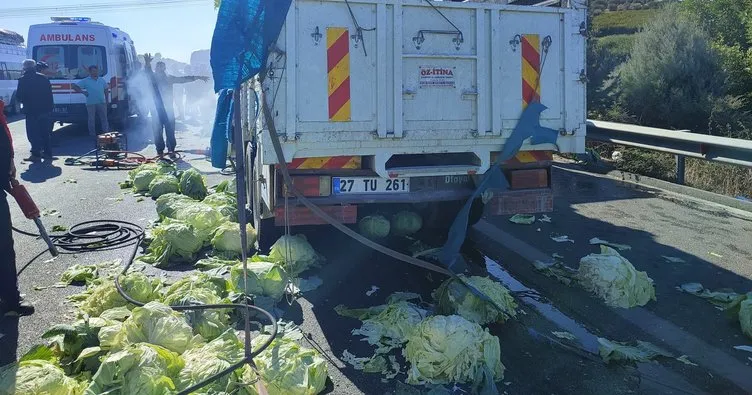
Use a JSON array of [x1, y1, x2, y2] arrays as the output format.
[[403, 315, 504, 390], [358, 215, 390, 239], [85, 343, 184, 395], [230, 258, 289, 300], [268, 234, 322, 276], [211, 222, 257, 255], [68, 272, 161, 317], [127, 161, 176, 180], [740, 297, 752, 339], [0, 359, 86, 395], [42, 314, 122, 375], [138, 220, 203, 268], [203, 192, 238, 221], [107, 302, 197, 354], [133, 170, 158, 192], [148, 175, 180, 198], [60, 264, 98, 285], [597, 337, 673, 363], [174, 204, 226, 243], [176, 330, 252, 393], [509, 214, 535, 225], [245, 334, 328, 395], [162, 274, 232, 340], [214, 178, 237, 195], [433, 275, 517, 325], [179, 168, 208, 200], [577, 246, 656, 308], [155, 193, 194, 218], [337, 296, 428, 354], [195, 256, 240, 271], [391, 211, 423, 236]]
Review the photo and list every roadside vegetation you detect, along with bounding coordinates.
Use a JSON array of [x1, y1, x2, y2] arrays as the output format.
[[587, 3, 752, 199]]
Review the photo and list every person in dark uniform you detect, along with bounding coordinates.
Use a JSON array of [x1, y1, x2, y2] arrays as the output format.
[[16, 59, 54, 162], [0, 100, 35, 317]]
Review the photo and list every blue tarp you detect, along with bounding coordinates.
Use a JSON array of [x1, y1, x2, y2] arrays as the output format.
[[209, 0, 292, 168]]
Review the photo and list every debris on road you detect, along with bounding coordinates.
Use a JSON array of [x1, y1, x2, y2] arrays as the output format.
[[709, 252, 724, 259], [538, 214, 552, 223], [509, 214, 536, 225], [532, 260, 577, 285], [676, 283, 740, 306], [661, 256, 686, 264], [552, 331, 577, 341], [41, 208, 60, 217], [578, 246, 656, 308], [59, 264, 98, 285], [366, 286, 379, 296], [597, 337, 673, 363], [268, 234, 324, 276], [676, 355, 698, 366], [51, 225, 68, 232], [550, 234, 575, 243], [137, 219, 204, 268], [434, 275, 517, 325], [726, 293, 752, 339], [63, 178, 77, 184], [588, 237, 632, 251], [732, 345, 752, 353], [552, 253, 564, 259]]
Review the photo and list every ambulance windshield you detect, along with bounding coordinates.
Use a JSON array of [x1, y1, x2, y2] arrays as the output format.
[[32, 45, 107, 79]]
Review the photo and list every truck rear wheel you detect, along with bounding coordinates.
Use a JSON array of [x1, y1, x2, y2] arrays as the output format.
[[423, 199, 485, 233]]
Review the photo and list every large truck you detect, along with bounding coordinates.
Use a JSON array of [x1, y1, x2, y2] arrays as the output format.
[[0, 29, 26, 115], [241, 0, 587, 247], [27, 17, 139, 127]]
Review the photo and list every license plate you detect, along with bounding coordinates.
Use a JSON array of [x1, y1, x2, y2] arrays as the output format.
[[333, 177, 410, 194], [53, 107, 68, 114]]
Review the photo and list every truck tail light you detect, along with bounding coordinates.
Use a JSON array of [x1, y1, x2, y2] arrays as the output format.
[[282, 176, 331, 197], [510, 168, 549, 189]]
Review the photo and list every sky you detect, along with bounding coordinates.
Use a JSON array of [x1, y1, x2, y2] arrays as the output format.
[[1, 0, 218, 63]]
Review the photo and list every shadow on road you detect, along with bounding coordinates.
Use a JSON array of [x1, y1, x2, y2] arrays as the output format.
[[19, 161, 62, 183]]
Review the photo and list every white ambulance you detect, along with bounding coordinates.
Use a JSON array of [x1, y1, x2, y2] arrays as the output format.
[[0, 29, 26, 114], [27, 17, 139, 127]]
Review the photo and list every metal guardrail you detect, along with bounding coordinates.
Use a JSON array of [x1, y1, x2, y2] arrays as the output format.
[[586, 119, 752, 183]]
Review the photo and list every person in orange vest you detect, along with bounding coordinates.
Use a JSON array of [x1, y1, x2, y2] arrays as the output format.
[[0, 100, 35, 317]]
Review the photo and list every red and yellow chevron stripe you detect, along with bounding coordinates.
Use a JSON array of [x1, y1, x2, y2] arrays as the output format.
[[327, 27, 351, 122], [285, 156, 362, 170], [521, 34, 541, 108], [493, 150, 553, 166]]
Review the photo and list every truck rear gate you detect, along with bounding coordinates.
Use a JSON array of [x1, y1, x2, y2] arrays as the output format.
[[244, 0, 586, 229]]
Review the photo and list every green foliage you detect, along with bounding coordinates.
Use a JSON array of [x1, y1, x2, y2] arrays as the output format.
[[618, 6, 724, 131], [592, 9, 658, 36]]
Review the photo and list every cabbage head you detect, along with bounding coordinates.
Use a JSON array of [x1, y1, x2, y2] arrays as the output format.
[[433, 275, 517, 325], [110, 302, 197, 354], [727, 292, 752, 339], [339, 298, 428, 354], [390, 211, 422, 236], [211, 222, 257, 255], [0, 359, 86, 395], [179, 168, 208, 200], [133, 170, 158, 192], [203, 192, 238, 221], [138, 219, 203, 268], [128, 161, 176, 180], [85, 343, 183, 395], [60, 264, 98, 285], [172, 203, 226, 243], [358, 215, 390, 239], [69, 272, 161, 317], [155, 193, 194, 218], [245, 335, 328, 395], [176, 330, 251, 393], [578, 246, 656, 308], [149, 175, 180, 198], [268, 234, 322, 276], [230, 258, 289, 300], [214, 179, 237, 195], [404, 315, 504, 388], [162, 274, 232, 340]]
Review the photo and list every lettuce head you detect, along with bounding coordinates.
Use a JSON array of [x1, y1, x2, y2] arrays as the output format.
[[358, 215, 390, 239], [176, 330, 251, 393], [0, 359, 86, 395], [69, 272, 161, 317], [433, 275, 517, 325], [203, 192, 238, 221], [403, 315, 504, 389], [390, 211, 423, 236], [85, 343, 183, 395], [346, 299, 428, 354], [268, 234, 322, 276], [578, 246, 656, 308], [138, 219, 203, 268], [155, 193, 195, 218], [245, 334, 328, 395], [179, 168, 208, 200], [149, 175, 180, 198], [162, 275, 232, 340], [133, 170, 159, 192], [128, 162, 176, 180], [230, 258, 289, 300], [109, 302, 198, 354], [211, 222, 257, 255]]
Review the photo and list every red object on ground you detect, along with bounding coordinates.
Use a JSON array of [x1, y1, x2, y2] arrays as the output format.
[[8, 182, 41, 219], [0, 101, 13, 155]]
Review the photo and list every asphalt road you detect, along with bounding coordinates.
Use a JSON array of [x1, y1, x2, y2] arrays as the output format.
[[2, 114, 751, 394]]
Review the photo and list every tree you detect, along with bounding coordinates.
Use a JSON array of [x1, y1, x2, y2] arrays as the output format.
[[617, 6, 724, 131]]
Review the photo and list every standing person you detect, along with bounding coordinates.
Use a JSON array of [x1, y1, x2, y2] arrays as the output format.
[[15, 59, 53, 162], [0, 100, 34, 317], [73, 65, 110, 136], [143, 54, 207, 158]]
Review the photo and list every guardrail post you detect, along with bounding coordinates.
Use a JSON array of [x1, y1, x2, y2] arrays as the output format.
[[676, 155, 685, 185]]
